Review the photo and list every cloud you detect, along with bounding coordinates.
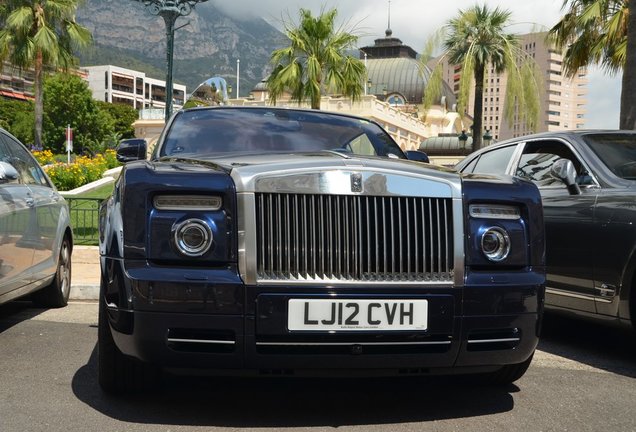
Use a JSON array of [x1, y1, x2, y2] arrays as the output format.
[[584, 67, 621, 129], [210, 0, 621, 129]]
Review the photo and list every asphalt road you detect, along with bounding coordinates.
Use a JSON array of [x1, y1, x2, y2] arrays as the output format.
[[1, 301, 635, 432]]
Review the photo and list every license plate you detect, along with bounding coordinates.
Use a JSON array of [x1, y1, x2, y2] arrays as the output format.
[[288, 299, 428, 331]]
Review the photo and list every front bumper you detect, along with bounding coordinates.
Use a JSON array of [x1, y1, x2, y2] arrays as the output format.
[[104, 258, 544, 375]]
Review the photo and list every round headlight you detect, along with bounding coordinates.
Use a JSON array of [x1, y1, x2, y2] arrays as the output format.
[[480, 227, 511, 262], [173, 219, 212, 257]]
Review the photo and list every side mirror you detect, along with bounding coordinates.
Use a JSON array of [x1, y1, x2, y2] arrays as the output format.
[[551, 158, 581, 195], [0, 161, 19, 184], [117, 138, 147, 163], [405, 150, 430, 163]]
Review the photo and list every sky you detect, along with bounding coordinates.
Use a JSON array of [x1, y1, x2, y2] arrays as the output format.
[[212, 0, 622, 129]]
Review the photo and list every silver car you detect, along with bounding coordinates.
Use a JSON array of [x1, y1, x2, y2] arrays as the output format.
[[0, 128, 72, 307]]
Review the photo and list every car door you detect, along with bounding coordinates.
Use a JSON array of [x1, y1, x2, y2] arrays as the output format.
[[3, 133, 64, 284], [0, 134, 35, 298], [514, 139, 598, 314]]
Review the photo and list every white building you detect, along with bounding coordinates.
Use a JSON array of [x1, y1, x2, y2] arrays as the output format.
[[83, 65, 186, 111]]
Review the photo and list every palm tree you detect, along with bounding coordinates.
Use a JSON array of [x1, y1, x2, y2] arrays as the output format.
[[0, 0, 92, 148], [267, 7, 366, 110], [549, 0, 636, 129], [549, 1, 626, 76], [424, 5, 541, 150]]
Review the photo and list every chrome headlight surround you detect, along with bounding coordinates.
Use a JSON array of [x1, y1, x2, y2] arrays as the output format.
[[172, 218, 213, 257], [480, 226, 511, 262]]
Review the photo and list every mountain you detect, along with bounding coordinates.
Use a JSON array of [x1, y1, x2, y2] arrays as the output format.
[[75, 0, 284, 94]]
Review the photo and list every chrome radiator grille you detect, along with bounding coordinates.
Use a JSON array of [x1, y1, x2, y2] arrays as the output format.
[[255, 193, 454, 283]]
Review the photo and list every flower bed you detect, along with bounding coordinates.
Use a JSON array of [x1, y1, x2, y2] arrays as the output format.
[[33, 149, 120, 191]]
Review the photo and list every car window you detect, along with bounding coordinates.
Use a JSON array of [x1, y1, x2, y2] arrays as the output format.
[[582, 133, 636, 180], [458, 155, 478, 173], [0, 137, 19, 185], [160, 108, 405, 159], [0, 133, 49, 187], [467, 145, 516, 174], [347, 133, 377, 156], [516, 140, 591, 187]]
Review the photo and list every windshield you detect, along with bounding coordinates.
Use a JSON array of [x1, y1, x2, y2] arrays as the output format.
[[583, 133, 636, 180], [158, 108, 405, 159]]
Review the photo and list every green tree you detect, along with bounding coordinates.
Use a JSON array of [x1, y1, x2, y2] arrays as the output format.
[[549, 0, 636, 129], [0, 0, 92, 148], [0, 97, 34, 145], [424, 5, 541, 150], [95, 101, 138, 139], [623, 0, 636, 128], [267, 7, 366, 109], [42, 73, 114, 154], [549, 1, 626, 76]]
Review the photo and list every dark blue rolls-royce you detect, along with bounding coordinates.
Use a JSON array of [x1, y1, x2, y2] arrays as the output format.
[[98, 106, 545, 392]]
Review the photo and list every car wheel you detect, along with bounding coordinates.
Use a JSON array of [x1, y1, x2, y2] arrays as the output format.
[[98, 285, 160, 393], [33, 236, 72, 308], [486, 351, 535, 385]]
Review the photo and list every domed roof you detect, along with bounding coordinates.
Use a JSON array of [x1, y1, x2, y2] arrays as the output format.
[[253, 79, 269, 92], [366, 57, 456, 106]]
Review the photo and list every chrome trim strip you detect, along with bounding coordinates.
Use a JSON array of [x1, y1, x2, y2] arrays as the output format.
[[467, 338, 521, 344], [256, 279, 454, 286], [237, 192, 257, 285], [256, 341, 452, 346], [452, 198, 465, 287], [546, 287, 595, 301], [167, 338, 236, 345], [252, 170, 455, 197], [595, 297, 613, 304]]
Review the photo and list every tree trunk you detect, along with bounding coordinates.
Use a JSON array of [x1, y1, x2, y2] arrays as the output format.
[[311, 94, 321, 109], [620, 0, 636, 129], [472, 64, 485, 151], [34, 50, 44, 149]]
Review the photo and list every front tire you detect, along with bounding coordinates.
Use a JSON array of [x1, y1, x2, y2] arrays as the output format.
[[33, 236, 71, 308], [98, 286, 160, 393]]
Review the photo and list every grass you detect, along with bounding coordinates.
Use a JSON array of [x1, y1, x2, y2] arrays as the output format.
[[65, 183, 114, 245]]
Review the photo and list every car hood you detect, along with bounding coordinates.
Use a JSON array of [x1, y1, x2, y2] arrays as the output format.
[[184, 151, 463, 198]]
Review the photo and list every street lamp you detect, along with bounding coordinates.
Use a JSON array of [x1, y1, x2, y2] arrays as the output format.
[[236, 59, 240, 98], [458, 130, 469, 150], [133, 0, 209, 119], [483, 129, 493, 146]]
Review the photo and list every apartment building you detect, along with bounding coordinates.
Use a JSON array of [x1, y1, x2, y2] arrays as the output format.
[[83, 65, 186, 110], [435, 32, 587, 141], [0, 62, 35, 101]]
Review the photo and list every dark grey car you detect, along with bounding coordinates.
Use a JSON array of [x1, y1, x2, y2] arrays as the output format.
[[456, 130, 636, 329], [0, 128, 72, 307]]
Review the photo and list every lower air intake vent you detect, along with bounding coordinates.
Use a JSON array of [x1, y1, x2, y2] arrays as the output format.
[[467, 328, 521, 351], [166, 329, 235, 353]]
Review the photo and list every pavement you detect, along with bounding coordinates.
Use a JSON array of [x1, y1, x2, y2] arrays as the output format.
[[70, 245, 100, 300]]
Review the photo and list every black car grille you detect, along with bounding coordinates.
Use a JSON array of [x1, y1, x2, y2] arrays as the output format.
[[255, 193, 454, 283]]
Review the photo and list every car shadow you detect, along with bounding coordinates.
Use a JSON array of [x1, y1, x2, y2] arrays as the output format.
[[538, 312, 636, 377], [72, 344, 516, 428], [0, 300, 48, 333]]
